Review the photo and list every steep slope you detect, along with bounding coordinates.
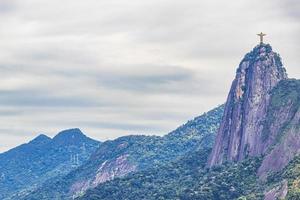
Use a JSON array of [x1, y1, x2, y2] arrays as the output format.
[[258, 79, 300, 178], [0, 128, 100, 200], [22, 105, 224, 200], [208, 44, 288, 167], [205, 44, 300, 197], [77, 45, 300, 200]]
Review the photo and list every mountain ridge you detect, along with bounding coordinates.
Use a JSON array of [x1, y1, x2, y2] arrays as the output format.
[[0, 128, 100, 200], [20, 105, 224, 200]]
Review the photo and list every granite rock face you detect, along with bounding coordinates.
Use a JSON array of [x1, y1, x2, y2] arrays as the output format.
[[70, 154, 136, 198], [264, 180, 288, 200], [207, 44, 288, 167]]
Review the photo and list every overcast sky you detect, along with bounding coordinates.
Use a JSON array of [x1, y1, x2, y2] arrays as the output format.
[[0, 0, 299, 152]]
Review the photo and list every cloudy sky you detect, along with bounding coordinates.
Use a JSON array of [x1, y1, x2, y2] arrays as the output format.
[[0, 0, 299, 152]]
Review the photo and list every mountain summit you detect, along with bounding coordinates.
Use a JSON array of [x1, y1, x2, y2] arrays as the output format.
[[0, 129, 100, 199], [28, 134, 51, 146], [208, 44, 288, 167], [52, 128, 92, 146]]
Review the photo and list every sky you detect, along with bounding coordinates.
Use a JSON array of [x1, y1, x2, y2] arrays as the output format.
[[0, 0, 299, 152]]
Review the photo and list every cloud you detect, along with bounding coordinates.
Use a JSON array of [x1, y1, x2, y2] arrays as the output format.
[[280, 0, 300, 20], [0, 89, 99, 107], [0, 0, 15, 13], [0, 0, 299, 152], [95, 65, 201, 94]]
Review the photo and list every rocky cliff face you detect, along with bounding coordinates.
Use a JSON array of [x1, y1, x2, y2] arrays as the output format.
[[70, 154, 136, 198], [207, 44, 288, 167]]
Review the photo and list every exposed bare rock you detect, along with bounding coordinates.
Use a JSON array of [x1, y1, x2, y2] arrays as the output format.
[[93, 154, 136, 184], [70, 154, 136, 198], [264, 180, 288, 200], [207, 44, 287, 167]]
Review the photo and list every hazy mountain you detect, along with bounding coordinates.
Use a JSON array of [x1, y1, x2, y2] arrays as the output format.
[[21, 105, 224, 199], [0, 128, 100, 200]]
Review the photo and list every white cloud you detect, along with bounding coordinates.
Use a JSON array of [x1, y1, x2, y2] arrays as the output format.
[[0, 0, 299, 152]]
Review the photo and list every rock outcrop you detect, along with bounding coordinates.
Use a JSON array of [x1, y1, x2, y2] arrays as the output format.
[[264, 180, 288, 200], [207, 44, 288, 167], [70, 154, 136, 198]]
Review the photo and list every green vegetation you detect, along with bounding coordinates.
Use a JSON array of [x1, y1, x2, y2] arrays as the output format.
[[0, 129, 100, 200], [284, 157, 300, 199], [270, 79, 300, 108], [262, 79, 300, 143], [22, 106, 224, 200], [20, 78, 300, 200], [266, 156, 300, 200], [78, 153, 300, 200], [77, 78, 300, 200], [80, 151, 263, 200]]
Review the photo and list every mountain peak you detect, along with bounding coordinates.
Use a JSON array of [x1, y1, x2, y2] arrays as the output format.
[[52, 128, 88, 145], [240, 43, 286, 72], [51, 128, 100, 147], [53, 128, 84, 138], [208, 44, 288, 167], [0, 129, 101, 199], [29, 134, 51, 145]]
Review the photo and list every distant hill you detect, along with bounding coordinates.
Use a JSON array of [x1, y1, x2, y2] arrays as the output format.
[[21, 105, 224, 199], [0, 128, 100, 200]]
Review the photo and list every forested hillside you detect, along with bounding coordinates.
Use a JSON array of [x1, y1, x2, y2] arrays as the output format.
[[22, 106, 224, 199]]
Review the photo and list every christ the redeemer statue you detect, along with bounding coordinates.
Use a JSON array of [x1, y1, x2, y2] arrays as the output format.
[[257, 32, 266, 44]]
